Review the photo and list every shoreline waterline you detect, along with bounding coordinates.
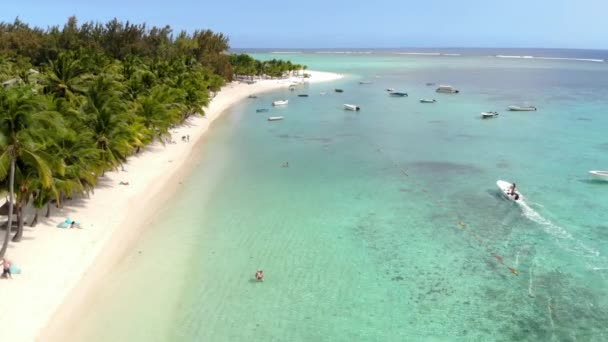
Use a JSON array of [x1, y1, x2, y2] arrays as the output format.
[[0, 70, 342, 342]]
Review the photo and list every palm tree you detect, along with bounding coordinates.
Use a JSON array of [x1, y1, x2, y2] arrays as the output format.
[[0, 86, 57, 252], [43, 51, 89, 103], [81, 75, 137, 171]]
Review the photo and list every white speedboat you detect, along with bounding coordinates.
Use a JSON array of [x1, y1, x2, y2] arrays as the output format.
[[481, 111, 499, 119], [420, 99, 436, 103], [589, 170, 608, 181], [272, 100, 288, 106], [497, 180, 522, 202], [508, 105, 537, 111], [386, 88, 395, 92], [344, 104, 361, 111], [267, 116, 284, 121], [436, 85, 460, 93]]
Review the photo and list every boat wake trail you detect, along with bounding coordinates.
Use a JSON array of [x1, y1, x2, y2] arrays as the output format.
[[519, 201, 600, 258]]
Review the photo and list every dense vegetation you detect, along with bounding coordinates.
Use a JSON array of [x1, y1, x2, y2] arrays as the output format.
[[0, 17, 306, 258]]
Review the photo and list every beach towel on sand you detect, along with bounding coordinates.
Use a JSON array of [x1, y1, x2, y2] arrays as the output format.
[[56, 218, 81, 229]]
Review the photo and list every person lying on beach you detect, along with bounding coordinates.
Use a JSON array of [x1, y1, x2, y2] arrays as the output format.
[[119, 181, 130, 185], [1, 258, 12, 279], [255, 270, 264, 281], [69, 221, 82, 229]]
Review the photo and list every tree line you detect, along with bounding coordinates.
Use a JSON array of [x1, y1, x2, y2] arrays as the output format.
[[0, 17, 304, 258]]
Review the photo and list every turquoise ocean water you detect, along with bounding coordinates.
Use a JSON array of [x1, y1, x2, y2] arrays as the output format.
[[61, 51, 608, 341]]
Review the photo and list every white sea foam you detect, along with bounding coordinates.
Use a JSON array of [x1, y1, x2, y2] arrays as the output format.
[[315, 51, 372, 54], [395, 52, 441, 56], [519, 201, 600, 257], [495, 55, 604, 63], [270, 51, 302, 54]]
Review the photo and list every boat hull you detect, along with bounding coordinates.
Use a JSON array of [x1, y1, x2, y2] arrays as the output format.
[[267, 116, 284, 121], [344, 104, 360, 111], [589, 170, 608, 181], [508, 106, 537, 111], [272, 100, 288, 106], [497, 180, 522, 202]]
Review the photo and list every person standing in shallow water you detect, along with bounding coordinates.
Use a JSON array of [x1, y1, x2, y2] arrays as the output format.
[[255, 270, 264, 281]]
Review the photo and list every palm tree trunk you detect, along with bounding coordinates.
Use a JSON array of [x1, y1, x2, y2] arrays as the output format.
[[12, 202, 24, 242], [0, 158, 15, 258], [45, 202, 51, 218], [30, 208, 39, 227]]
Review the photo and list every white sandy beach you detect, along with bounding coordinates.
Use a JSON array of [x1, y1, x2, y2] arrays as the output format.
[[0, 70, 342, 342]]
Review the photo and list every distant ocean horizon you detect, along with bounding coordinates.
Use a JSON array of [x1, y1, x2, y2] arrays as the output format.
[[232, 47, 608, 62]]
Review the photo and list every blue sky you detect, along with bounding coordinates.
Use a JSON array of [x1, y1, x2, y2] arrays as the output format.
[[2, 0, 608, 49]]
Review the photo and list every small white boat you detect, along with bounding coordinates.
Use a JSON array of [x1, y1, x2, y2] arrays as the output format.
[[359, 81, 373, 84], [386, 88, 395, 92], [481, 111, 499, 119], [272, 100, 288, 106], [589, 170, 608, 181], [420, 99, 436, 103], [436, 85, 460, 94], [508, 105, 537, 111], [344, 104, 361, 111], [267, 116, 284, 121], [497, 180, 522, 202]]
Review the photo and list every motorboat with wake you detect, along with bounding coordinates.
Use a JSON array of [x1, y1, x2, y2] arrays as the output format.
[[481, 111, 499, 119], [589, 170, 608, 181], [344, 104, 361, 111], [497, 180, 522, 202]]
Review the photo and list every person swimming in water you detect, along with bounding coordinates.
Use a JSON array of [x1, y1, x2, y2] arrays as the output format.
[[255, 270, 264, 281]]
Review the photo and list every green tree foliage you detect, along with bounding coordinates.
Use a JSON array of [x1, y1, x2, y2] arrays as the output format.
[[0, 17, 301, 257]]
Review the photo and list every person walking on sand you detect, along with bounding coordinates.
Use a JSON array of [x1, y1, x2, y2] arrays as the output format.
[[1, 258, 12, 279]]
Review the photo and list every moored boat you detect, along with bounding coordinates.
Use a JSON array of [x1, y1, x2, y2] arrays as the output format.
[[385, 88, 395, 92], [589, 170, 608, 181], [497, 180, 522, 202], [508, 105, 537, 111], [359, 81, 373, 84], [267, 116, 284, 121], [344, 104, 360, 111], [481, 111, 499, 119], [436, 85, 459, 93], [256, 108, 269, 113], [297, 94, 309, 97], [248, 95, 258, 99], [272, 100, 288, 106], [389, 92, 408, 97], [335, 88, 344, 93], [420, 99, 436, 103], [426, 82, 436, 86]]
